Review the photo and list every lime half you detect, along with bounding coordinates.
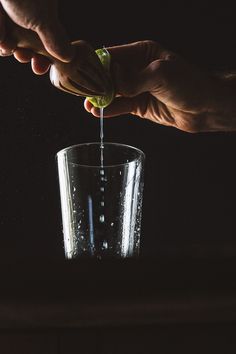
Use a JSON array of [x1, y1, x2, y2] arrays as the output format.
[[87, 48, 114, 108]]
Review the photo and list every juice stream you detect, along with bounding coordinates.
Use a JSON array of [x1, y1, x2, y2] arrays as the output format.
[[100, 107, 104, 167]]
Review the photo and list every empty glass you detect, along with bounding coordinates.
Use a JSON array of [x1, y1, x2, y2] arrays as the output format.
[[56, 142, 145, 259]]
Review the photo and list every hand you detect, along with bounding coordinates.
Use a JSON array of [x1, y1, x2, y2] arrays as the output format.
[[0, 0, 73, 74], [85, 40, 229, 133]]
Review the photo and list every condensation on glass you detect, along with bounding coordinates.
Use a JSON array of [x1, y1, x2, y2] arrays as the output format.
[[56, 142, 145, 259]]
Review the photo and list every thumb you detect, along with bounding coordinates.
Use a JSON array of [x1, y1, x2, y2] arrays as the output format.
[[85, 93, 150, 118], [36, 20, 74, 62]]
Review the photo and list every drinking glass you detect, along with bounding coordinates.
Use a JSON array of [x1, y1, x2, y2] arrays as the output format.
[[56, 142, 145, 259]]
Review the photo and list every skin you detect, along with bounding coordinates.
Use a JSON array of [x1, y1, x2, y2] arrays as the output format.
[[0, 0, 110, 94], [0, 6, 235, 133], [0, 0, 72, 74], [85, 40, 236, 133]]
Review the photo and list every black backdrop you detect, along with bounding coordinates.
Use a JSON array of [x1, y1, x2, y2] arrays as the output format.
[[0, 1, 236, 260]]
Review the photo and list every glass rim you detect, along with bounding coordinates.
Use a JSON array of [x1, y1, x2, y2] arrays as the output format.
[[56, 141, 145, 168]]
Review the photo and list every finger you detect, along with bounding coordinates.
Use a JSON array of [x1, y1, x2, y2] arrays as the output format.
[[31, 54, 51, 75], [84, 95, 146, 118], [0, 4, 6, 42], [36, 20, 74, 62], [0, 5, 17, 55], [14, 49, 51, 74], [84, 99, 93, 113], [107, 40, 166, 71], [14, 48, 33, 62], [71, 40, 110, 94], [0, 37, 16, 56]]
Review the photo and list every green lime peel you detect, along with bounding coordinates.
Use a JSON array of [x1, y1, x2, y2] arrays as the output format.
[[87, 48, 114, 108]]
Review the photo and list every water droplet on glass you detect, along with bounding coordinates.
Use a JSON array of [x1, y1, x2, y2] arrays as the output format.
[[99, 214, 105, 223], [102, 240, 108, 249], [111, 222, 114, 227]]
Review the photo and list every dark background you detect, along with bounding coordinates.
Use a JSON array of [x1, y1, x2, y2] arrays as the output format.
[[0, 1, 236, 260]]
